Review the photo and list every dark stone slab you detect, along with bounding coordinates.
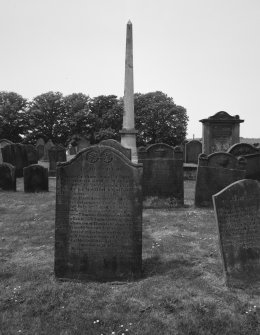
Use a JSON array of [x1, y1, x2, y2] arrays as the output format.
[[142, 143, 184, 206], [0, 163, 16, 191], [99, 139, 131, 160], [25, 144, 38, 165], [49, 145, 67, 176], [23, 164, 49, 192], [54, 145, 143, 281], [195, 152, 246, 207], [1, 143, 29, 177], [43, 139, 55, 161], [185, 140, 202, 164], [213, 179, 260, 288], [36, 138, 45, 160]]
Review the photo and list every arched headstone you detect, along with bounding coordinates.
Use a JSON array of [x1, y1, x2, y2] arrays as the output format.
[[23, 164, 48, 192]]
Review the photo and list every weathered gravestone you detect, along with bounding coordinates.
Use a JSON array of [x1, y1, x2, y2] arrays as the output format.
[[142, 143, 184, 207], [55, 145, 143, 281], [137, 146, 146, 164], [25, 144, 38, 165], [49, 145, 67, 176], [0, 163, 16, 191], [0, 139, 14, 164], [200, 111, 244, 155], [43, 139, 55, 161], [227, 143, 260, 180], [77, 137, 90, 152], [185, 140, 202, 164], [213, 179, 260, 288], [36, 138, 45, 160], [195, 152, 246, 207], [99, 139, 131, 160], [1, 143, 29, 177], [23, 164, 48, 192]]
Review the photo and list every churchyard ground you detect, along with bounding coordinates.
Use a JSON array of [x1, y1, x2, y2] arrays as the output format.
[[0, 179, 259, 335]]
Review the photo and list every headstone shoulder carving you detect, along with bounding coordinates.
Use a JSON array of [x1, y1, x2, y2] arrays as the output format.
[[0, 163, 16, 191], [55, 145, 143, 281], [23, 164, 48, 192], [99, 139, 131, 160], [227, 143, 259, 157], [213, 179, 260, 288]]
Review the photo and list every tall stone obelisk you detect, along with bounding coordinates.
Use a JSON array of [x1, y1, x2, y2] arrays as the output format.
[[120, 20, 138, 163]]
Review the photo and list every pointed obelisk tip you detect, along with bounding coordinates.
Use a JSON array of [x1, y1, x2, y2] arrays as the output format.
[[127, 20, 132, 25]]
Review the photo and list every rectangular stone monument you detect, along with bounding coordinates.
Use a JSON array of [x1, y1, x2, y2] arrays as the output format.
[[0, 163, 16, 191], [23, 164, 48, 192], [185, 140, 202, 164], [55, 145, 143, 281], [195, 152, 246, 207], [213, 179, 260, 288], [49, 145, 67, 176], [142, 143, 184, 207]]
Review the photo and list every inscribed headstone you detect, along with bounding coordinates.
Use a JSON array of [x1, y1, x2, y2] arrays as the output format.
[[185, 140, 202, 164], [23, 164, 48, 192], [195, 152, 246, 207], [0, 163, 16, 191], [99, 139, 131, 160], [55, 145, 143, 281], [213, 179, 260, 288]]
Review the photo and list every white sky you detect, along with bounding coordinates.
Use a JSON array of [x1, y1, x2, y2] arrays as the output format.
[[1, 0, 259, 138]]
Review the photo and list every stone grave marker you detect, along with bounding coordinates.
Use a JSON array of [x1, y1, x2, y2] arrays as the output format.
[[55, 145, 143, 281], [137, 146, 146, 164], [43, 139, 55, 161], [185, 140, 202, 164], [25, 144, 38, 165], [99, 139, 131, 160], [23, 164, 49, 192], [77, 137, 90, 152], [1, 143, 29, 177], [0, 163, 16, 191], [227, 143, 259, 157], [36, 138, 45, 160], [0, 139, 13, 148], [213, 179, 260, 288], [49, 145, 67, 176], [195, 152, 246, 207], [142, 143, 184, 207]]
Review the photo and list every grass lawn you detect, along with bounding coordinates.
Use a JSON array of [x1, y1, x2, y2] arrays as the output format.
[[0, 179, 259, 335]]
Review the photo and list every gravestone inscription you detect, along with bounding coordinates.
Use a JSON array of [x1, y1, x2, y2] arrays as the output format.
[[213, 179, 260, 288], [23, 164, 49, 192], [55, 145, 143, 281], [0, 163, 16, 191]]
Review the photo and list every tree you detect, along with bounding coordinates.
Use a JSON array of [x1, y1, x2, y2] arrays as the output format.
[[134, 91, 188, 146], [25, 92, 69, 145], [0, 91, 28, 142]]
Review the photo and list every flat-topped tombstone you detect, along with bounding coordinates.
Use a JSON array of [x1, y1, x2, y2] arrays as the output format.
[[23, 164, 48, 192], [43, 139, 54, 161], [1, 143, 29, 177], [0, 163, 16, 191], [195, 152, 246, 207], [142, 143, 184, 207], [55, 145, 143, 281], [49, 145, 66, 176], [213, 179, 260, 288], [25, 144, 38, 165], [99, 139, 131, 160], [185, 140, 202, 164], [200, 111, 244, 155], [36, 138, 45, 160]]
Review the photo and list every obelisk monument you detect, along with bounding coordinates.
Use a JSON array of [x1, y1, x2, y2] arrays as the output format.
[[120, 20, 138, 163]]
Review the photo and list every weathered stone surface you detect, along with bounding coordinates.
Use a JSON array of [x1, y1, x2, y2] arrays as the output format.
[[69, 145, 77, 155], [213, 179, 260, 288], [23, 164, 48, 192], [43, 139, 54, 161], [1, 143, 29, 177], [49, 145, 66, 176], [99, 139, 131, 160], [227, 143, 259, 157], [142, 143, 184, 206], [55, 145, 143, 281], [200, 111, 244, 155], [36, 138, 45, 160], [137, 146, 146, 164], [77, 137, 90, 152], [0, 139, 13, 148], [195, 152, 246, 207], [0, 163, 16, 191], [185, 140, 202, 164], [25, 144, 38, 165]]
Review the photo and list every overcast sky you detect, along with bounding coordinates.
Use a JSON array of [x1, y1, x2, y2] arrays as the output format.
[[1, 0, 259, 138]]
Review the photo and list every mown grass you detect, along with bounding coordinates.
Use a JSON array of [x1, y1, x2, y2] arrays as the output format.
[[0, 179, 259, 335]]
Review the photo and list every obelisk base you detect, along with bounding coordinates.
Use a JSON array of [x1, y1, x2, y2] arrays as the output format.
[[120, 128, 138, 163]]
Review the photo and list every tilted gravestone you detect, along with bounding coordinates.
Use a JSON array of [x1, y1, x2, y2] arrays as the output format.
[[25, 144, 38, 165], [227, 143, 260, 181], [23, 164, 48, 192], [36, 138, 45, 160], [99, 139, 131, 160], [0, 163, 16, 191], [1, 143, 29, 177], [185, 140, 202, 164], [213, 179, 260, 288], [142, 143, 184, 207], [55, 145, 143, 281], [195, 152, 246, 207], [43, 139, 55, 161], [48, 145, 67, 176]]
